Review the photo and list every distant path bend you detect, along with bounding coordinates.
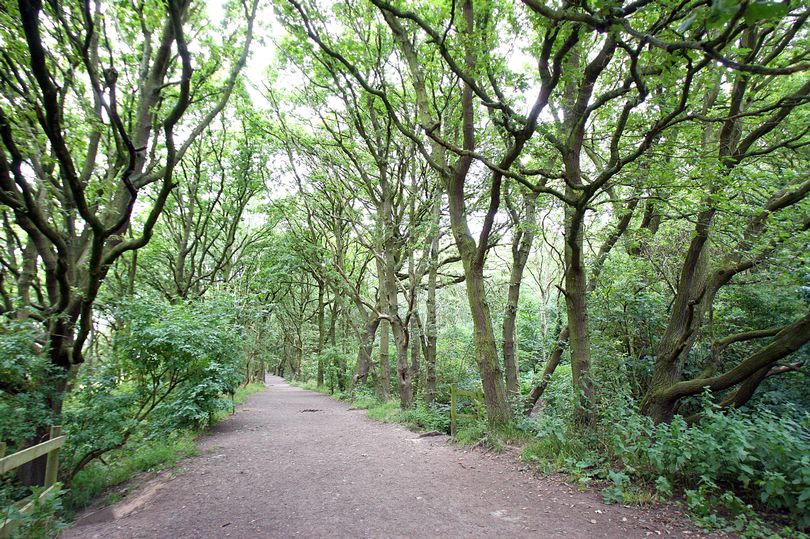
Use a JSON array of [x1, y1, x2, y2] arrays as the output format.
[[64, 375, 710, 538]]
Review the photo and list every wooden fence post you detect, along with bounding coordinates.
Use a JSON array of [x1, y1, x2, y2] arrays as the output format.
[[0, 427, 67, 538], [450, 384, 457, 437], [43, 426, 62, 488]]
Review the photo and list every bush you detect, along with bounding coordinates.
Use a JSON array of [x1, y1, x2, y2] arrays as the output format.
[[315, 347, 352, 394], [116, 297, 243, 431], [366, 400, 400, 421], [521, 414, 587, 471], [64, 381, 265, 513], [609, 404, 810, 528], [62, 296, 245, 479], [523, 380, 810, 531], [453, 420, 488, 445], [536, 395, 810, 531], [351, 386, 379, 409], [0, 484, 67, 538], [66, 432, 197, 511]]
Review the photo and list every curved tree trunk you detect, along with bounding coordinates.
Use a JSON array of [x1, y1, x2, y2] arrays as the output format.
[[646, 313, 810, 423]]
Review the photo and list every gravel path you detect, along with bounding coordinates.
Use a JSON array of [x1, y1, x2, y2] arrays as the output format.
[[63, 375, 712, 538]]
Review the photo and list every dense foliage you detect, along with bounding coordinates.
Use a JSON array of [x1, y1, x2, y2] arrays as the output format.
[[63, 297, 245, 478]]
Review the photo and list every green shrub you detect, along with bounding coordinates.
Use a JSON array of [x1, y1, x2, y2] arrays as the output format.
[[0, 484, 67, 539], [351, 387, 380, 409], [64, 382, 265, 514], [599, 399, 810, 529], [522, 384, 810, 532], [453, 420, 488, 446], [61, 296, 245, 480], [116, 297, 244, 431], [521, 414, 589, 472], [366, 401, 400, 421], [314, 348, 352, 394]]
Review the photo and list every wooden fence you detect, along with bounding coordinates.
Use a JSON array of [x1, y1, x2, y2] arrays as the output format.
[[449, 384, 485, 436], [0, 426, 65, 538]]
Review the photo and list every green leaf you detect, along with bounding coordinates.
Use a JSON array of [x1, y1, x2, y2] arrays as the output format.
[[709, 0, 741, 27], [745, 1, 789, 23]]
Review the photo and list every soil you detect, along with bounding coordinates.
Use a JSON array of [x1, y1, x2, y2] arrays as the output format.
[[62, 375, 720, 538]]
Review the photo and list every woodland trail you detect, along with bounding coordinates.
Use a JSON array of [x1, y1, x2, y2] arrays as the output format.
[[63, 376, 714, 539]]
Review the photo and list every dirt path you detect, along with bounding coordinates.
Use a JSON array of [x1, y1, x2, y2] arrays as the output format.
[[63, 376, 712, 538]]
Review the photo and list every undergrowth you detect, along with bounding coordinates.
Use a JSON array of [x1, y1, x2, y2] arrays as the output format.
[[292, 379, 526, 450], [290, 380, 452, 435], [0, 485, 68, 539], [518, 399, 810, 538], [354, 398, 452, 433]]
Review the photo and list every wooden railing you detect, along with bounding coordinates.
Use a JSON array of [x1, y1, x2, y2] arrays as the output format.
[[0, 426, 65, 538], [449, 384, 485, 436]]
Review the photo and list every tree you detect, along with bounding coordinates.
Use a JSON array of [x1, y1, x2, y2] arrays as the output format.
[[137, 104, 271, 301], [0, 0, 257, 482]]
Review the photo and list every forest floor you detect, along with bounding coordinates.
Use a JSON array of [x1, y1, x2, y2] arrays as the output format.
[[61, 375, 721, 538]]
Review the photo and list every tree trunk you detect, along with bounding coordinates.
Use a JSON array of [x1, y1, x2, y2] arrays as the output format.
[[409, 310, 420, 400], [502, 296, 520, 395], [17, 368, 68, 486], [328, 300, 339, 347], [316, 280, 326, 387], [563, 204, 594, 424], [524, 326, 568, 414], [647, 312, 810, 423], [502, 192, 537, 395], [385, 252, 413, 408], [377, 319, 391, 400], [353, 317, 381, 389], [16, 241, 37, 320], [423, 217, 439, 405], [465, 267, 511, 424], [523, 192, 640, 416], [408, 247, 421, 400], [642, 212, 713, 421], [392, 320, 413, 409]]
